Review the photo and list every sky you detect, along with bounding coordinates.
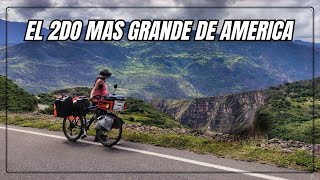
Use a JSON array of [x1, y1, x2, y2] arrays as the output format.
[[0, 0, 319, 42]]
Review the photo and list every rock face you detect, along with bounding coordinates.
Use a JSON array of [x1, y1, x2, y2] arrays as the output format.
[[151, 90, 267, 135]]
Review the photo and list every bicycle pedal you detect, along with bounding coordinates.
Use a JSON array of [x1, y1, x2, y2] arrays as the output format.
[[81, 135, 87, 139]]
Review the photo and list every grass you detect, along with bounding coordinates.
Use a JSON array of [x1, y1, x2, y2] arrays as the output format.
[[1, 112, 319, 172], [123, 130, 318, 171]]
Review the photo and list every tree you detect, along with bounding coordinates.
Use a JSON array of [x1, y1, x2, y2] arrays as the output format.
[[254, 108, 274, 134]]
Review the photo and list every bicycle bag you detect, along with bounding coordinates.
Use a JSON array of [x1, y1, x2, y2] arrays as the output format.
[[95, 115, 114, 131], [72, 96, 90, 115], [97, 95, 127, 111], [54, 96, 73, 117]]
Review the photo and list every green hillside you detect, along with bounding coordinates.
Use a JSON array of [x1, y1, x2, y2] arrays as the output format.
[[0, 75, 37, 111], [256, 77, 320, 143]]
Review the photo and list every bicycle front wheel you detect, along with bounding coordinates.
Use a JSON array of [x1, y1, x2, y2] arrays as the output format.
[[63, 115, 83, 142]]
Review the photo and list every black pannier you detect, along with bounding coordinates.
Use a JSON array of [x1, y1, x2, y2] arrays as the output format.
[[72, 96, 90, 115], [54, 96, 73, 117]]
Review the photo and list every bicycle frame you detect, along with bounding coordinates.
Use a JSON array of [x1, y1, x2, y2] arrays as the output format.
[[82, 106, 121, 132], [77, 93, 126, 136], [84, 113, 97, 131]]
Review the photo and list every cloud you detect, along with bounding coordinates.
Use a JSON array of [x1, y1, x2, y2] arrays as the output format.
[[3, 0, 52, 20], [2, 0, 233, 21], [0, 0, 319, 42], [227, 0, 319, 42]]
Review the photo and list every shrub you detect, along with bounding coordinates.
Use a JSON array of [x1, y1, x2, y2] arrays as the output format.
[[284, 100, 291, 107], [0, 77, 37, 111], [254, 109, 274, 133], [128, 117, 135, 122]]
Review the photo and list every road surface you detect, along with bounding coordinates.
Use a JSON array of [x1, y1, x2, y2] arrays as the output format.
[[0, 125, 317, 180]]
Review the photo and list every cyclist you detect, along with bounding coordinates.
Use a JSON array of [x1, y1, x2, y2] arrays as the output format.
[[90, 69, 112, 102], [83, 69, 112, 141]]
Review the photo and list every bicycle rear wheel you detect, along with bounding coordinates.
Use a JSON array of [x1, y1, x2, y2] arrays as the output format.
[[96, 118, 122, 147], [63, 115, 83, 142]]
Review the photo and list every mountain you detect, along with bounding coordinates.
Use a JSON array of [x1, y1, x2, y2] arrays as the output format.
[[0, 75, 37, 111], [151, 77, 320, 143], [0, 20, 319, 99], [151, 90, 266, 134], [0, 19, 50, 45], [1, 39, 318, 99], [293, 40, 320, 48]]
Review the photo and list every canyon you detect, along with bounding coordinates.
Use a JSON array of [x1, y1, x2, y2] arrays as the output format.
[[151, 90, 267, 135]]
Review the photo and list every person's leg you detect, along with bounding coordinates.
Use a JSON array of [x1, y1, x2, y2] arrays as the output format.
[[82, 102, 98, 139]]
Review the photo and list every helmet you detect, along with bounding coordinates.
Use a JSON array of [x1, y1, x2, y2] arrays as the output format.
[[99, 69, 112, 78]]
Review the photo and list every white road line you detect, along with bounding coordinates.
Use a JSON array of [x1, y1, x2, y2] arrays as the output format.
[[1, 126, 288, 180]]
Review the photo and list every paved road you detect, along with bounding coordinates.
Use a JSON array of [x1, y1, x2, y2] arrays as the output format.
[[0, 125, 317, 180]]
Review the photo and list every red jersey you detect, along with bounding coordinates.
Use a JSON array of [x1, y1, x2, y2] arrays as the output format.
[[90, 78, 109, 101]]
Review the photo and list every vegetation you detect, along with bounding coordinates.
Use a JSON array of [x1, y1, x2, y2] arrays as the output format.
[[37, 93, 55, 105], [120, 97, 182, 129], [256, 77, 320, 143], [254, 108, 274, 134], [122, 130, 318, 172], [0, 75, 37, 111]]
